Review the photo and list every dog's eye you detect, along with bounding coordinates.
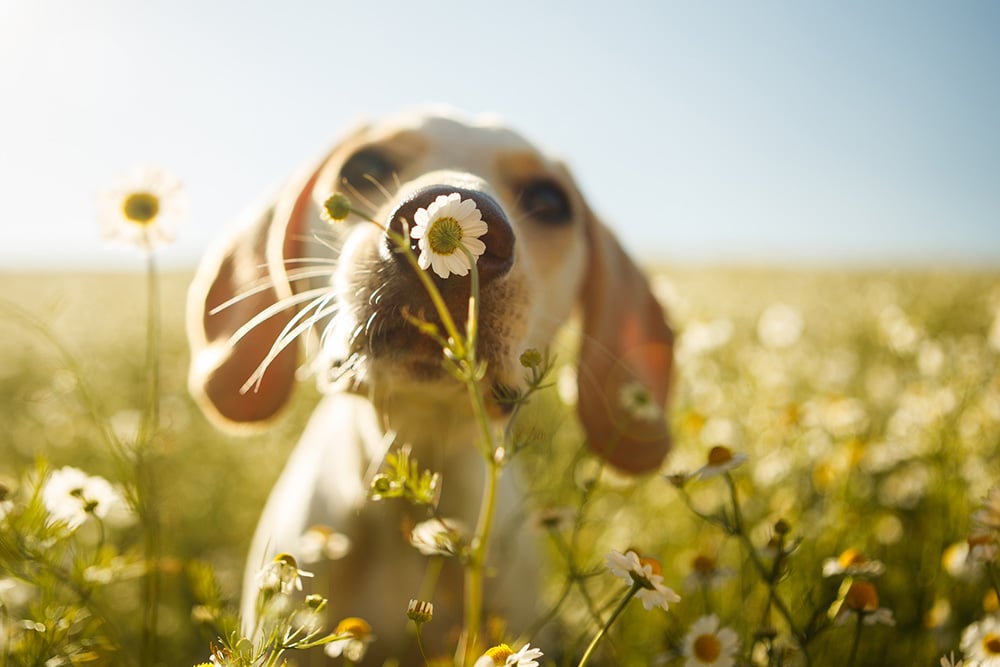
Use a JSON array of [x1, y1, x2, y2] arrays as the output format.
[[520, 179, 572, 225], [339, 148, 396, 196]]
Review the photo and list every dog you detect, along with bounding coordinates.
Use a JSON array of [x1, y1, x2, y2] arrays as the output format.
[[186, 108, 675, 664]]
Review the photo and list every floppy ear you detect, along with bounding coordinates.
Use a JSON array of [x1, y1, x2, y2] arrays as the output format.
[[186, 152, 332, 429], [576, 209, 674, 474]]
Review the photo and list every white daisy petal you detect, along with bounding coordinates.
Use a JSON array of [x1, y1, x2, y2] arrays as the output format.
[[463, 237, 487, 256]]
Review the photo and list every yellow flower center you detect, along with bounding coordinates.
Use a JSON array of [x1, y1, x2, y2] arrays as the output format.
[[985, 632, 1000, 655], [335, 617, 371, 639], [838, 548, 867, 567], [639, 556, 662, 577], [844, 581, 879, 612], [484, 643, 514, 665], [707, 446, 733, 466], [122, 192, 160, 224], [692, 554, 717, 576], [693, 633, 722, 662], [427, 216, 463, 255]]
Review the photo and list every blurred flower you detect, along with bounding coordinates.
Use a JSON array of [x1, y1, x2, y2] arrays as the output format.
[[684, 553, 735, 591], [255, 553, 313, 594], [821, 548, 886, 578], [473, 642, 544, 667], [974, 487, 1000, 531], [297, 525, 352, 563], [924, 598, 952, 630], [968, 532, 999, 563], [41, 466, 124, 531], [98, 164, 187, 251], [939, 652, 964, 667], [943, 541, 979, 579], [677, 319, 733, 360], [410, 517, 465, 557], [410, 192, 488, 278], [0, 482, 12, 521], [757, 303, 803, 349], [534, 506, 577, 532], [681, 614, 739, 667], [696, 446, 748, 479], [325, 617, 375, 661], [665, 471, 694, 489], [618, 380, 662, 422], [832, 581, 895, 626], [960, 614, 1000, 665], [606, 550, 681, 611], [877, 304, 922, 354]]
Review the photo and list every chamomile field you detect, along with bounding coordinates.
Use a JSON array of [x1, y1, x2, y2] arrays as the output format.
[[1, 267, 999, 666]]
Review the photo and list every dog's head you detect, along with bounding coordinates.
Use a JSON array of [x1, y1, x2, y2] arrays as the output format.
[[187, 109, 674, 473]]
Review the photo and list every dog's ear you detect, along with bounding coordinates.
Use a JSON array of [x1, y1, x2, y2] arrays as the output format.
[[186, 153, 332, 429], [576, 209, 674, 474]]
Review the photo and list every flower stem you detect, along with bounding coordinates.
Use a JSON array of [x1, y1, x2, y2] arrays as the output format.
[[576, 582, 639, 667], [847, 612, 863, 667], [138, 249, 162, 666]]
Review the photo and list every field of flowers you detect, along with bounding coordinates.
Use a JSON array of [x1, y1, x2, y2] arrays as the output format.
[[1, 265, 999, 666]]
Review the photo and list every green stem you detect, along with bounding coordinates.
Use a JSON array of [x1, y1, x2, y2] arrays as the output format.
[[725, 474, 811, 665], [576, 583, 639, 667], [415, 624, 430, 666], [139, 248, 162, 666], [847, 612, 863, 667]]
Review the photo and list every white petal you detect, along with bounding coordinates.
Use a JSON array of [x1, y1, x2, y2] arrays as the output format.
[[430, 255, 450, 278], [414, 208, 429, 226], [463, 218, 488, 237], [455, 198, 478, 218], [463, 237, 486, 257], [446, 253, 470, 276]]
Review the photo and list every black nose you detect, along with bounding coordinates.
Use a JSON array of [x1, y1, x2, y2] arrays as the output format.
[[386, 185, 514, 286]]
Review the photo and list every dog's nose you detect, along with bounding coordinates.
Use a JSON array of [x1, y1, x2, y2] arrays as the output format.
[[386, 185, 514, 285]]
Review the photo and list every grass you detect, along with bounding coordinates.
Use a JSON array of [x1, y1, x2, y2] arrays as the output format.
[[0, 266, 998, 666]]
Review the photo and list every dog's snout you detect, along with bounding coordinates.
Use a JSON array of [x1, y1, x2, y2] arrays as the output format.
[[387, 185, 514, 285]]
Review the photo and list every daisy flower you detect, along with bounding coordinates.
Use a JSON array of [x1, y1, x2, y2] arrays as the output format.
[[473, 642, 544, 667], [696, 446, 748, 479], [821, 548, 886, 578], [325, 617, 375, 662], [41, 466, 123, 531], [606, 550, 681, 611], [97, 164, 187, 251], [410, 192, 488, 278], [682, 614, 740, 667], [406, 599, 434, 624], [940, 651, 965, 667], [961, 614, 1000, 665], [254, 553, 313, 594], [409, 517, 465, 557], [618, 380, 663, 422], [832, 581, 896, 627]]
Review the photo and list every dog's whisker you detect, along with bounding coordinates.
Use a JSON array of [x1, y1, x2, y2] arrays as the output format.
[[209, 262, 338, 316], [362, 173, 395, 205], [226, 286, 332, 347], [241, 297, 340, 394], [341, 179, 381, 218]]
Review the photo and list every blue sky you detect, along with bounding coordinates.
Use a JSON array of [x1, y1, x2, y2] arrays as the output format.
[[1, 1, 998, 269]]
